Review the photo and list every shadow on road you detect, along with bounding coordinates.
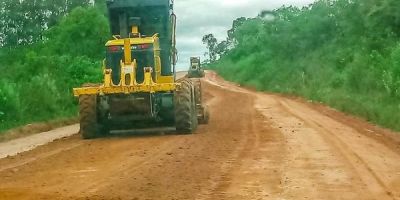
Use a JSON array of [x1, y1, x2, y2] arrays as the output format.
[[106, 127, 180, 139]]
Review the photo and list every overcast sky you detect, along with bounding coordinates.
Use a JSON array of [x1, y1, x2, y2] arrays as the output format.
[[174, 0, 316, 70]]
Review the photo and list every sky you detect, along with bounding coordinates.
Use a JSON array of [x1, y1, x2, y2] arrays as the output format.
[[174, 0, 316, 71]]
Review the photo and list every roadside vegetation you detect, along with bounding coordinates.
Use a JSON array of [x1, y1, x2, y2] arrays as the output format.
[[2, 0, 399, 133], [0, 1, 109, 131], [203, 0, 400, 131]]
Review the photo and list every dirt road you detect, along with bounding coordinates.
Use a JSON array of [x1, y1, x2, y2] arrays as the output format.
[[1, 72, 400, 200]]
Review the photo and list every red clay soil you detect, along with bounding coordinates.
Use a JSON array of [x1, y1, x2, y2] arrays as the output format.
[[0, 72, 399, 200]]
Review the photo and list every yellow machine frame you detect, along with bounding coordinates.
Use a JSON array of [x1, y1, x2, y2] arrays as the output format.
[[73, 34, 177, 97]]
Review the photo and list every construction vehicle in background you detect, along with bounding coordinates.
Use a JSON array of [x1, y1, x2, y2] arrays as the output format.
[[187, 57, 205, 78], [73, 0, 209, 139]]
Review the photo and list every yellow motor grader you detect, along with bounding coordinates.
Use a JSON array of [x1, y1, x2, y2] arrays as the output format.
[[73, 0, 209, 139], [187, 57, 205, 78]]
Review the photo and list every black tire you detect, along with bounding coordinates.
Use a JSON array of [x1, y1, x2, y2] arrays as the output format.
[[191, 87, 199, 130], [175, 79, 197, 134], [192, 79, 209, 124], [79, 94, 98, 139], [193, 79, 202, 106], [199, 70, 205, 78], [79, 84, 109, 139]]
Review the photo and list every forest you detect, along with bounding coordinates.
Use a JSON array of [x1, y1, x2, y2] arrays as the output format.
[[204, 0, 400, 131], [0, 0, 109, 131]]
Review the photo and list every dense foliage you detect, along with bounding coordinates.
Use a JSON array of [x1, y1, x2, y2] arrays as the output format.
[[0, 2, 109, 131], [207, 0, 400, 131], [0, 0, 93, 47]]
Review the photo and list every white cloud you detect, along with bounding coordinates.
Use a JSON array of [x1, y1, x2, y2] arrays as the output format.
[[220, 0, 247, 7], [174, 0, 316, 70]]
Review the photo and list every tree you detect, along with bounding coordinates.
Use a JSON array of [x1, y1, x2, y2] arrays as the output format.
[[227, 17, 246, 46], [202, 34, 218, 62], [45, 7, 109, 59], [215, 41, 229, 57], [0, 0, 91, 47]]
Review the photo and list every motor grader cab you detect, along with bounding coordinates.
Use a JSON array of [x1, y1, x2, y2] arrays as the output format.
[[73, 0, 209, 139], [188, 57, 205, 78]]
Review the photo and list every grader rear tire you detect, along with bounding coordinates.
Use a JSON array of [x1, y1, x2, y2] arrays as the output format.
[[79, 94, 98, 139], [175, 79, 197, 134], [199, 70, 205, 78], [79, 84, 109, 139], [192, 79, 209, 124], [193, 79, 202, 105]]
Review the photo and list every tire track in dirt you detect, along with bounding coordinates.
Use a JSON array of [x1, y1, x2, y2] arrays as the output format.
[[204, 71, 400, 200], [276, 98, 400, 199], [256, 94, 374, 199], [196, 94, 261, 200]]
